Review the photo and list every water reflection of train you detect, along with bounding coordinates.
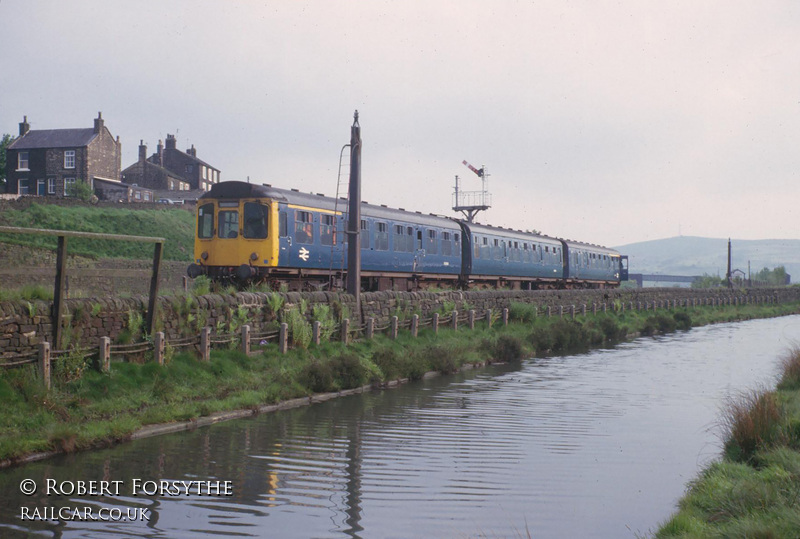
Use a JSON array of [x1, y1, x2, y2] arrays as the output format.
[[187, 181, 628, 291]]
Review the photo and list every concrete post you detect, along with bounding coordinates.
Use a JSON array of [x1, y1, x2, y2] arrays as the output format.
[[570, 305, 576, 319], [390, 316, 399, 340], [342, 318, 350, 345], [452, 311, 458, 331], [154, 331, 165, 366], [312, 321, 321, 346], [547, 306, 552, 317], [366, 318, 374, 339], [279, 323, 288, 354], [411, 314, 419, 337], [433, 313, 439, 334], [241, 324, 251, 355], [559, 305, 564, 318], [99, 336, 111, 373], [468, 310, 475, 329], [502, 308, 509, 326], [602, 303, 607, 313], [486, 309, 493, 328], [39, 342, 51, 390], [200, 327, 211, 361]]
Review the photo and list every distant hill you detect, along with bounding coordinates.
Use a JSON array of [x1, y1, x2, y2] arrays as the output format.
[[615, 236, 800, 281]]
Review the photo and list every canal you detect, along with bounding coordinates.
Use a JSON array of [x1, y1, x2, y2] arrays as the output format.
[[2, 315, 800, 538]]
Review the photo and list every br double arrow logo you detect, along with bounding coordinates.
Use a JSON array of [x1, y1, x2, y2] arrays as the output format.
[[298, 247, 310, 262]]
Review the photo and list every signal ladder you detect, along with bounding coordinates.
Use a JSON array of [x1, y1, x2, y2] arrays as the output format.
[[328, 143, 351, 289]]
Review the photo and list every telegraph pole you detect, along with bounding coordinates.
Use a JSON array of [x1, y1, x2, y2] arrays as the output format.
[[346, 111, 362, 306]]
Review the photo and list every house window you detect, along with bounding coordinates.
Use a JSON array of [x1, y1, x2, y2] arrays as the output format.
[[17, 152, 29, 170], [64, 150, 75, 169], [47, 178, 56, 194], [185, 164, 193, 174], [18, 179, 29, 194], [64, 177, 76, 196]]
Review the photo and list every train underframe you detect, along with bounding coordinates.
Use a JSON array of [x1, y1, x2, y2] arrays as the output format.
[[190, 264, 619, 292]]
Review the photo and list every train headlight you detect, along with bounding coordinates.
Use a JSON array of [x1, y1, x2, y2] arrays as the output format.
[[201, 251, 209, 260], [250, 252, 258, 261]]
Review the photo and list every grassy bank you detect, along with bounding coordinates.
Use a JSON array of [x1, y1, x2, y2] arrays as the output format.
[[0, 202, 195, 260], [1, 301, 799, 466], [655, 347, 800, 538]]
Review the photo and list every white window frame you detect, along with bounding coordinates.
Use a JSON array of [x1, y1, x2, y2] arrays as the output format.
[[17, 151, 29, 171], [64, 150, 76, 169], [64, 177, 76, 196], [47, 178, 56, 194]]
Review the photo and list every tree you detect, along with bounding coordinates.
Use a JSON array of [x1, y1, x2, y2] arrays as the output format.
[[692, 273, 724, 289], [0, 133, 12, 193]]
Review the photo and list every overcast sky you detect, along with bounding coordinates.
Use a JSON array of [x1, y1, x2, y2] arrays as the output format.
[[2, 1, 799, 247]]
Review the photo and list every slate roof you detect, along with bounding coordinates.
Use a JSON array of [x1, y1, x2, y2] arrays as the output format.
[[8, 128, 97, 150]]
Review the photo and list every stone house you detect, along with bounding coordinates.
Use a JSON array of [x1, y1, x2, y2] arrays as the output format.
[[5, 113, 122, 197], [122, 134, 220, 194]]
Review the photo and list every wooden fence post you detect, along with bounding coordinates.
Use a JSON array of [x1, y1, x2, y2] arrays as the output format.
[[279, 323, 288, 354], [486, 309, 493, 328], [312, 321, 321, 346], [242, 324, 251, 354], [99, 336, 111, 373], [342, 319, 350, 345], [468, 310, 475, 330], [411, 314, 419, 337], [154, 332, 165, 366], [366, 318, 374, 339], [39, 342, 51, 390], [390, 316, 399, 340], [433, 313, 439, 334], [452, 310, 458, 331], [503, 308, 509, 326], [200, 327, 211, 361]]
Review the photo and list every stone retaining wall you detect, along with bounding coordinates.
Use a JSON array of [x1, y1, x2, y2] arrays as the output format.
[[3, 287, 799, 358]]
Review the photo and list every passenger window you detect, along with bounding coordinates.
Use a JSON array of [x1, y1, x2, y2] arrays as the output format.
[[361, 219, 370, 249], [197, 203, 214, 239], [279, 211, 287, 237], [243, 202, 269, 239], [320, 214, 336, 246], [218, 210, 239, 239], [375, 222, 389, 251], [295, 211, 313, 244]]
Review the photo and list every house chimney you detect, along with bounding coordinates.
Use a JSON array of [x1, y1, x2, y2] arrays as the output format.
[[19, 115, 30, 136], [187, 144, 197, 157], [94, 112, 104, 134], [139, 140, 147, 163], [165, 134, 177, 150], [157, 139, 164, 166]]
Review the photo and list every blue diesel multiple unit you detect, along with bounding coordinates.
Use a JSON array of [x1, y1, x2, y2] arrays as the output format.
[[189, 182, 628, 290]]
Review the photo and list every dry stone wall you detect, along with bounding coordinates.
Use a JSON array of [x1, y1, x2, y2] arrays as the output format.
[[2, 287, 800, 358]]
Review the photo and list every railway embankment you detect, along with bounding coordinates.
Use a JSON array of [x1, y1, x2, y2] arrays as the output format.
[[3, 287, 800, 358]]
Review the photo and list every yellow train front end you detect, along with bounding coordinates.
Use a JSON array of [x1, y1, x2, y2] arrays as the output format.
[[188, 182, 281, 282]]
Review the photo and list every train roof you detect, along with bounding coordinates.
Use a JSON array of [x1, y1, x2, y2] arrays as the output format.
[[202, 182, 619, 254], [202, 181, 460, 230]]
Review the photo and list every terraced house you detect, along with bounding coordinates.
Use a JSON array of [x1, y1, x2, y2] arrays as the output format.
[[5, 112, 122, 197]]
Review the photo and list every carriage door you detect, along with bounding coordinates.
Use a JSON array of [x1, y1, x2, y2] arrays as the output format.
[[278, 209, 290, 265]]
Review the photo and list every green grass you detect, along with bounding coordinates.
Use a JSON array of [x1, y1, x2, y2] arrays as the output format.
[[0, 202, 195, 261], [655, 346, 800, 538]]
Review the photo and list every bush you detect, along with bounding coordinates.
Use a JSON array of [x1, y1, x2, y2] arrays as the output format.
[[508, 302, 538, 323], [301, 360, 335, 393], [721, 389, 784, 462], [494, 335, 523, 362], [330, 351, 370, 389], [528, 325, 554, 355], [422, 344, 459, 374], [673, 311, 692, 330], [777, 346, 800, 391]]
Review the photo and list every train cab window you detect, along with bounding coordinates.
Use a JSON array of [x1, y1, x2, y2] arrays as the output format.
[[218, 210, 239, 239], [320, 214, 336, 246], [375, 222, 389, 251], [197, 203, 214, 239], [360, 219, 370, 249], [427, 230, 438, 254], [243, 202, 269, 239], [294, 211, 314, 244]]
